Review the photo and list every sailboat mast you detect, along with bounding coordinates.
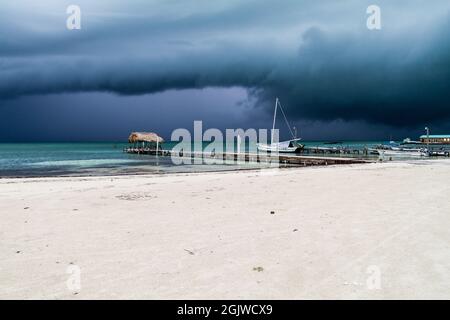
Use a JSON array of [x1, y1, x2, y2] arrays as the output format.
[[271, 97, 278, 144]]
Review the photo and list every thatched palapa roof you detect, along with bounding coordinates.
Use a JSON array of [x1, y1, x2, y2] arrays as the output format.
[[128, 132, 164, 144]]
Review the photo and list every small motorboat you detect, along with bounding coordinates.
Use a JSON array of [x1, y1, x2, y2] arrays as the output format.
[[378, 148, 429, 158]]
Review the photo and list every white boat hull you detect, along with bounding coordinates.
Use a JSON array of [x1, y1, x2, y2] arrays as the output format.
[[256, 143, 300, 153], [380, 150, 428, 157]]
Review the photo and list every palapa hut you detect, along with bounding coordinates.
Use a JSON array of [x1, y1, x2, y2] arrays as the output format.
[[128, 132, 164, 150]]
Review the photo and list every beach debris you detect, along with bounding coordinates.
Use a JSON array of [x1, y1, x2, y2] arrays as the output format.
[[270, 211, 275, 215], [343, 281, 363, 287], [72, 209, 78, 211], [16, 251, 21, 254], [24, 207, 29, 210], [116, 192, 155, 201], [184, 249, 195, 255], [293, 229, 298, 232], [253, 267, 264, 272]]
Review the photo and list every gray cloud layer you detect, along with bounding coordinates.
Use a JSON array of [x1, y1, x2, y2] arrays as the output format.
[[1, 0, 449, 127]]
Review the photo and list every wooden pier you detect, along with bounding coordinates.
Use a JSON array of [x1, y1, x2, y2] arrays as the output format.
[[300, 146, 371, 155], [124, 147, 371, 166]]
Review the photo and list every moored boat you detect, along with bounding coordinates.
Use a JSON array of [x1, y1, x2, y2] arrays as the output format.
[[378, 148, 429, 158], [257, 138, 303, 153], [256, 98, 303, 153]]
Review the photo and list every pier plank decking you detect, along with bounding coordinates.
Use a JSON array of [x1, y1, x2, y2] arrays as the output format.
[[124, 147, 371, 166]]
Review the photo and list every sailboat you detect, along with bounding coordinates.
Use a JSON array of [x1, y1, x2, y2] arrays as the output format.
[[256, 98, 303, 153]]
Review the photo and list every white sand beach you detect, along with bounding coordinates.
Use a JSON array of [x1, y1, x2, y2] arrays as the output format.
[[1, 160, 450, 299]]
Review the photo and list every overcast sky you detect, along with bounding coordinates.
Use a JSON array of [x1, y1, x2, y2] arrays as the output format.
[[0, 0, 449, 141]]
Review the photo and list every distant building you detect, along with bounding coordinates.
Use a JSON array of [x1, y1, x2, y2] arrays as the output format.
[[420, 135, 450, 144]]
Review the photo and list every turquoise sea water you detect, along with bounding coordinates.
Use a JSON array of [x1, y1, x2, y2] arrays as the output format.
[[0, 141, 384, 177]]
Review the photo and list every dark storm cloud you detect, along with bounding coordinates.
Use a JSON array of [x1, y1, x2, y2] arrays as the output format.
[[1, 0, 449, 127]]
